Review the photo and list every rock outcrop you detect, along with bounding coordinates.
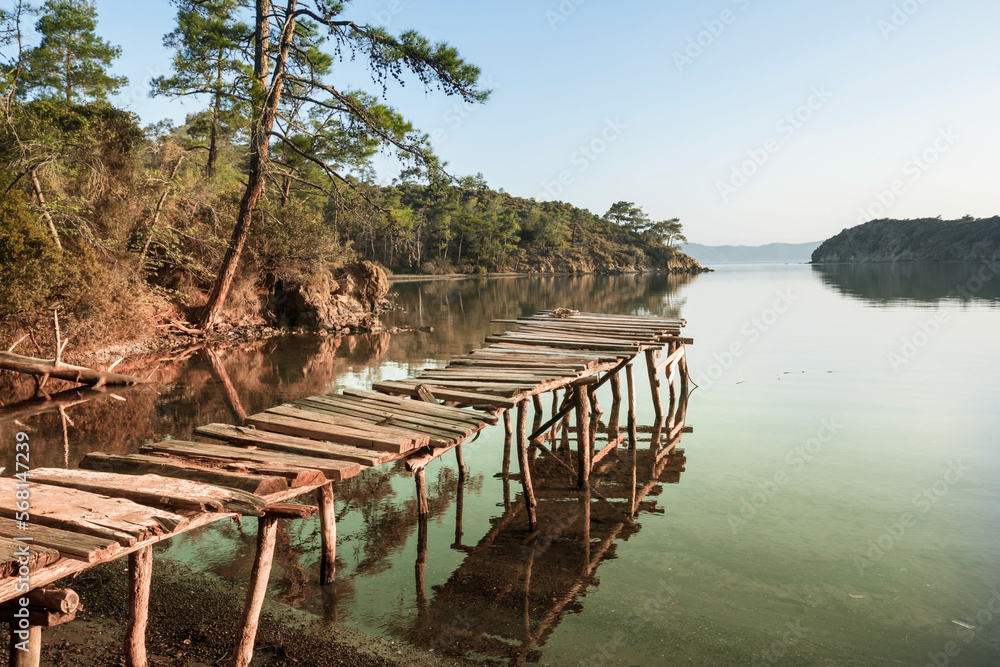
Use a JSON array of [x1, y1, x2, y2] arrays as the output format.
[[265, 261, 390, 330]]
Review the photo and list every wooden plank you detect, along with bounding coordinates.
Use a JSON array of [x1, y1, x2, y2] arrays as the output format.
[[313, 394, 482, 430], [415, 384, 437, 404], [381, 377, 531, 392], [141, 441, 362, 481], [655, 344, 686, 372], [79, 453, 288, 496], [479, 345, 622, 361], [0, 537, 60, 578], [0, 479, 187, 547], [28, 468, 267, 517], [372, 381, 519, 408], [291, 398, 471, 437], [248, 411, 426, 454], [262, 502, 317, 519], [268, 403, 448, 439], [0, 481, 327, 605], [195, 424, 390, 468], [338, 389, 499, 425], [0, 517, 119, 562]]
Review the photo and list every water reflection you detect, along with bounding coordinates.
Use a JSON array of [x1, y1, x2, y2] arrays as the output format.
[[398, 395, 690, 664], [0, 272, 698, 664], [812, 262, 1000, 305]]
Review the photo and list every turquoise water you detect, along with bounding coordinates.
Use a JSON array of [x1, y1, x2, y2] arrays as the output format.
[[5, 266, 998, 665]]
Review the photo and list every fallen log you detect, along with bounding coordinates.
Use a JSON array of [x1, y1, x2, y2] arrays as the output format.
[[0, 351, 146, 387]]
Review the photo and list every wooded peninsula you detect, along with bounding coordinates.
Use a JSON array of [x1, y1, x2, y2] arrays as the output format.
[[0, 1, 701, 356], [811, 216, 1000, 263]]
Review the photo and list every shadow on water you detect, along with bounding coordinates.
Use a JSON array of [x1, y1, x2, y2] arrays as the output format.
[[812, 261, 1000, 305]]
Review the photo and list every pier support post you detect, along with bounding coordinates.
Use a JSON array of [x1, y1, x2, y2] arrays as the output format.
[[455, 444, 467, 482], [502, 410, 513, 476], [8, 626, 41, 667], [678, 345, 690, 398], [609, 370, 621, 408], [318, 482, 337, 585], [575, 384, 592, 489], [516, 399, 538, 530], [625, 364, 637, 451], [124, 545, 153, 667], [229, 516, 279, 667], [644, 349, 664, 422], [415, 468, 429, 517]]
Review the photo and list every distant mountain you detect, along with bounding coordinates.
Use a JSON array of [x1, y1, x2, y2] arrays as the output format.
[[811, 217, 1000, 263], [681, 241, 821, 265]]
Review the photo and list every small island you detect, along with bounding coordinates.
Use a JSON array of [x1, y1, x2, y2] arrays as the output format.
[[811, 216, 1000, 263]]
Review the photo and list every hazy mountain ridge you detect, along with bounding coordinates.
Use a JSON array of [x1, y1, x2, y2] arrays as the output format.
[[681, 242, 821, 264], [811, 217, 1000, 263]]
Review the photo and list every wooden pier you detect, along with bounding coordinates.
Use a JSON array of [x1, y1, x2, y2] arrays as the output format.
[[0, 310, 691, 666]]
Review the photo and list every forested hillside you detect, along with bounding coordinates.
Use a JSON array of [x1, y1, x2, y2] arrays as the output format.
[[0, 1, 698, 354], [811, 217, 1000, 263]]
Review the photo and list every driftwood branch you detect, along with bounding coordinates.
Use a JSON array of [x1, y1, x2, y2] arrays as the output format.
[[0, 352, 147, 387]]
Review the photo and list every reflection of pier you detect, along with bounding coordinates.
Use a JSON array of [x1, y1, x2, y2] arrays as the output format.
[[0, 311, 691, 667], [405, 393, 689, 665]]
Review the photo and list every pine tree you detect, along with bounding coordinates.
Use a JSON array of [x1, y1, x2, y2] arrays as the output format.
[[22, 0, 127, 103], [151, 0, 249, 176]]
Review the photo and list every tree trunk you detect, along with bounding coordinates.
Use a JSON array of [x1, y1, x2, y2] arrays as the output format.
[[200, 0, 297, 331], [31, 169, 60, 249]]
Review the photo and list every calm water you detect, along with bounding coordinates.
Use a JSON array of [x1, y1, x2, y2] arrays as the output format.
[[2, 265, 998, 666]]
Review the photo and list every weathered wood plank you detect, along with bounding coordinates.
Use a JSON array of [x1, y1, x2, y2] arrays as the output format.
[[248, 411, 426, 454], [0, 537, 60, 578], [291, 399, 467, 443], [140, 440, 363, 481], [372, 381, 519, 408], [79, 453, 288, 496], [0, 517, 119, 562], [0, 479, 187, 547], [195, 424, 390, 467], [338, 389, 499, 425], [29, 468, 267, 517], [308, 394, 480, 431]]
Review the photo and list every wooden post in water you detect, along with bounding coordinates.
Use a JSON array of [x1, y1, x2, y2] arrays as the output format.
[[678, 345, 690, 398], [666, 342, 677, 404], [609, 370, 621, 408], [455, 444, 467, 482], [415, 515, 428, 610], [625, 364, 638, 451], [502, 410, 513, 475], [515, 400, 538, 529], [575, 384, 592, 489], [124, 545, 153, 667], [229, 516, 279, 667], [318, 482, 336, 585], [415, 468, 429, 517], [644, 349, 664, 422], [454, 471, 464, 547]]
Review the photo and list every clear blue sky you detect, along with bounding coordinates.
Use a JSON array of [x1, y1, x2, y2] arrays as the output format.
[[21, 0, 1000, 244]]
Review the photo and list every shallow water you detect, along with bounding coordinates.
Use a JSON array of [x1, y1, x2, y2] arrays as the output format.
[[2, 265, 998, 666]]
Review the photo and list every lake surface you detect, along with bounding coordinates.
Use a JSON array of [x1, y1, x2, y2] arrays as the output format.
[[2, 264, 998, 666]]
